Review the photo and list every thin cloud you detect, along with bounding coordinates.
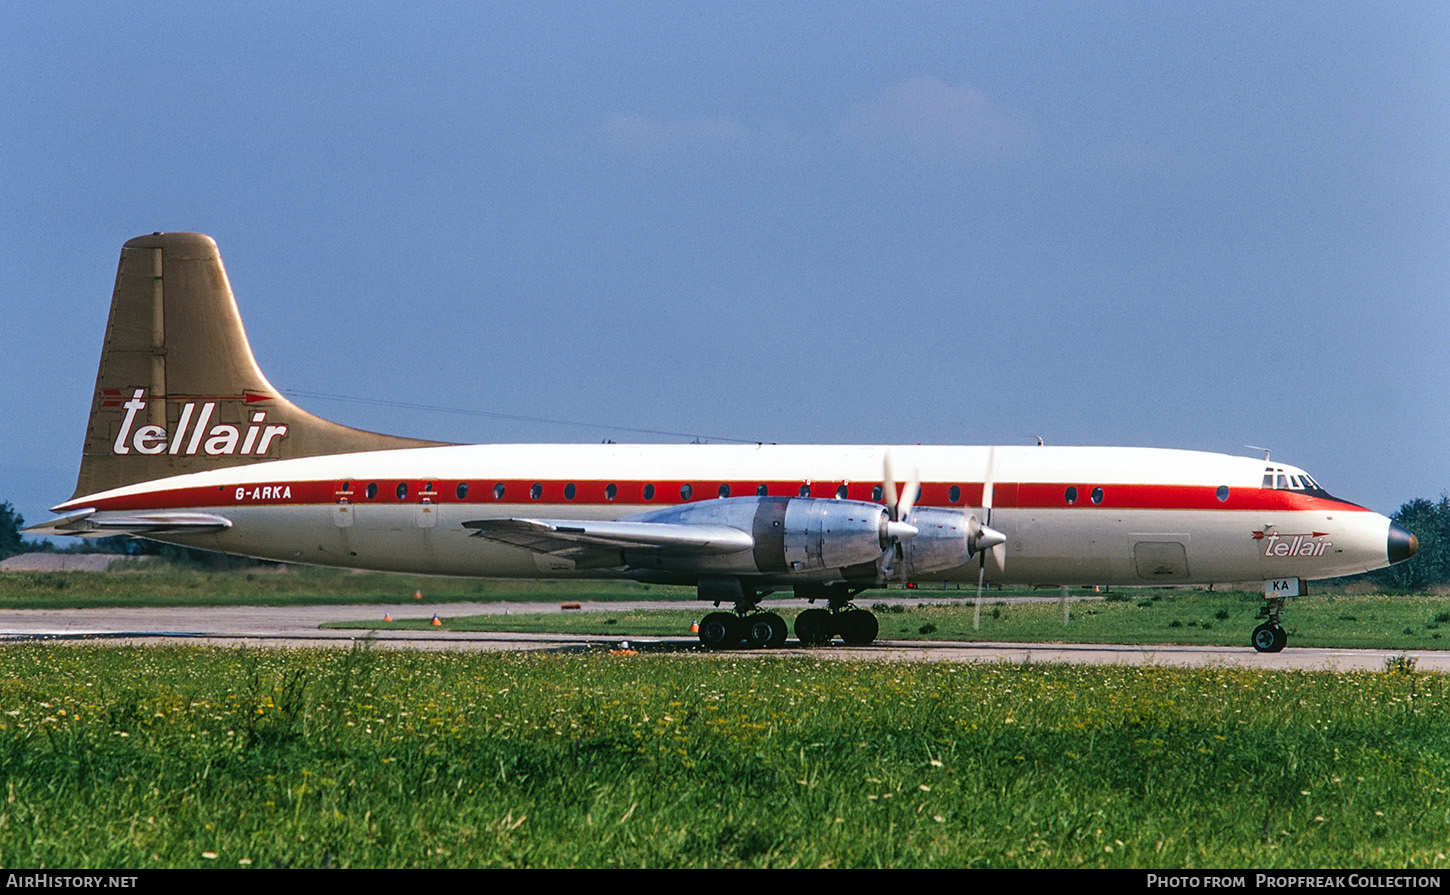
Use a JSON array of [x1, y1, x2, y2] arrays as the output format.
[[838, 76, 1035, 163]]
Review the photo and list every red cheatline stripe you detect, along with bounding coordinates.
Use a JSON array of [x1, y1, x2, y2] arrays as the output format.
[[63, 479, 1373, 515]]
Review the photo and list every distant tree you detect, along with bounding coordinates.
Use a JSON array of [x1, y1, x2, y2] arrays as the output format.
[[0, 502, 22, 560], [1380, 494, 1450, 591]]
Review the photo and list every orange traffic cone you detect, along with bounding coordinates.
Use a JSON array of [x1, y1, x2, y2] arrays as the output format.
[[383, 613, 393, 622], [430, 614, 442, 626], [414, 590, 423, 600], [690, 619, 699, 633]]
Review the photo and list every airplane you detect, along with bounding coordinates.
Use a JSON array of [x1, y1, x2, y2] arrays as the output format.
[[27, 232, 1419, 653]]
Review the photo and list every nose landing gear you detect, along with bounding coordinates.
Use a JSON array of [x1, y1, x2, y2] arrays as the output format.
[[1251, 595, 1288, 653]]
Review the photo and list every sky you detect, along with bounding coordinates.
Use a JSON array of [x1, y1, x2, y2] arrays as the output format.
[[2, 2, 1446, 530]]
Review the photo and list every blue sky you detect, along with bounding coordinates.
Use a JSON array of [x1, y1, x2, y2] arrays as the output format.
[[2, 2, 1446, 528]]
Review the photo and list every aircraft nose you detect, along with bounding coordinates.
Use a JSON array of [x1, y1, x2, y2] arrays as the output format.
[[1388, 522, 1419, 565]]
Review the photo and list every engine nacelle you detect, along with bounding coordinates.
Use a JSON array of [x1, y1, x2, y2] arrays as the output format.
[[623, 496, 891, 578], [900, 506, 987, 578]]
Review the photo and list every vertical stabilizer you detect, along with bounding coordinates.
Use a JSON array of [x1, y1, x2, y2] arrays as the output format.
[[72, 233, 447, 498]]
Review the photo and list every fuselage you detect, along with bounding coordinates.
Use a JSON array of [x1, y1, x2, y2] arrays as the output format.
[[54, 442, 1402, 587]]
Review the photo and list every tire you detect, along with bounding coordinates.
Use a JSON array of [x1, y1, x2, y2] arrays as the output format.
[[1251, 622, 1287, 653], [746, 612, 788, 649], [700, 611, 739, 650], [794, 608, 834, 646], [839, 609, 879, 646]]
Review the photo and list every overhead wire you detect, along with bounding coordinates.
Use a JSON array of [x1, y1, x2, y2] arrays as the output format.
[[281, 389, 769, 445]]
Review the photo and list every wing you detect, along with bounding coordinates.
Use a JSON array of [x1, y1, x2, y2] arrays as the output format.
[[23, 509, 233, 538], [462, 518, 753, 569]]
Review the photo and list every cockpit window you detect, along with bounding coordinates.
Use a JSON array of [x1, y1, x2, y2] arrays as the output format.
[[1262, 467, 1327, 494]]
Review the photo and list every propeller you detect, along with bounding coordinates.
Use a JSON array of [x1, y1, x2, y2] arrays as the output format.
[[976, 448, 1003, 629], [878, 450, 920, 582]]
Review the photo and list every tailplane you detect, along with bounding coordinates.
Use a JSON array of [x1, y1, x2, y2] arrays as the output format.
[[71, 232, 446, 499]]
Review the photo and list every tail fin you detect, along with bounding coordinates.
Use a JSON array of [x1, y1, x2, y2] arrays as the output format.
[[72, 233, 447, 499]]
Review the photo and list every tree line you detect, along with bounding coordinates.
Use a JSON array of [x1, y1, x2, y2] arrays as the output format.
[[1377, 494, 1450, 591], [3, 495, 1449, 588]]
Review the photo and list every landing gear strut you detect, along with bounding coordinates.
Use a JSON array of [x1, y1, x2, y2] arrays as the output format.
[[1251, 596, 1288, 653]]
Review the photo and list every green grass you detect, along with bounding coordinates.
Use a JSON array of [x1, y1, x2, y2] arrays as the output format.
[[334, 590, 1450, 653], [0, 646, 1446, 868], [5, 565, 1448, 650]]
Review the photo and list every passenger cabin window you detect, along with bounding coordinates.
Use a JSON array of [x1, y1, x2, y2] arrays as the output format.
[[756, 484, 768, 497], [456, 482, 468, 500], [1090, 487, 1104, 505], [1065, 486, 1078, 505], [872, 485, 884, 502], [365, 483, 378, 500], [835, 484, 848, 499], [643, 484, 656, 500], [396, 482, 409, 500], [718, 483, 731, 498], [948, 485, 961, 504], [680, 484, 693, 500], [605, 483, 618, 500], [1217, 485, 1229, 502], [564, 483, 576, 500], [799, 484, 811, 497], [529, 483, 542, 500], [493, 483, 506, 500]]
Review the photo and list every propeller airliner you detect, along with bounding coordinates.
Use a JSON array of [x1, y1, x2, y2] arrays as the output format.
[[28, 233, 1419, 652]]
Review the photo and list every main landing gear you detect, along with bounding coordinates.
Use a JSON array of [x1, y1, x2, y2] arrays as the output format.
[[793, 607, 878, 646], [695, 580, 880, 650], [698, 610, 788, 650], [1251, 595, 1288, 653]]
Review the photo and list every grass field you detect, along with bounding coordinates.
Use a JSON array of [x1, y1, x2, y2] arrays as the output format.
[[2, 568, 1449, 867], [333, 590, 1450, 653], [0, 645, 1445, 868], [5, 566, 1450, 653]]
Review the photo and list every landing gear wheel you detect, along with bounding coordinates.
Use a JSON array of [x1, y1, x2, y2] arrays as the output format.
[[700, 611, 741, 650], [746, 612, 788, 649], [838, 609, 879, 646], [1251, 622, 1287, 653], [794, 608, 834, 645]]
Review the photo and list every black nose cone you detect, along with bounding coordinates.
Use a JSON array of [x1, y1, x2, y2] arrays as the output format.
[[1388, 522, 1419, 565]]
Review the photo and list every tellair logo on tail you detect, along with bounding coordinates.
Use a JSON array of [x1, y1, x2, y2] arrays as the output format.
[[30, 233, 1419, 653], [108, 388, 289, 458]]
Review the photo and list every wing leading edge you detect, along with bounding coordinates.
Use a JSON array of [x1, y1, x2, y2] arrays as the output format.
[[462, 518, 754, 558]]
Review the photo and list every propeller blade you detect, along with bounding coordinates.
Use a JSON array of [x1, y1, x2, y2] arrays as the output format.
[[898, 468, 920, 522], [975, 560, 984, 630], [989, 539, 1007, 575], [883, 450, 900, 518]]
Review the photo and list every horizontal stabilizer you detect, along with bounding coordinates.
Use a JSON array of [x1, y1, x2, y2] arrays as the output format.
[[25, 509, 232, 538], [463, 518, 754, 556]]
